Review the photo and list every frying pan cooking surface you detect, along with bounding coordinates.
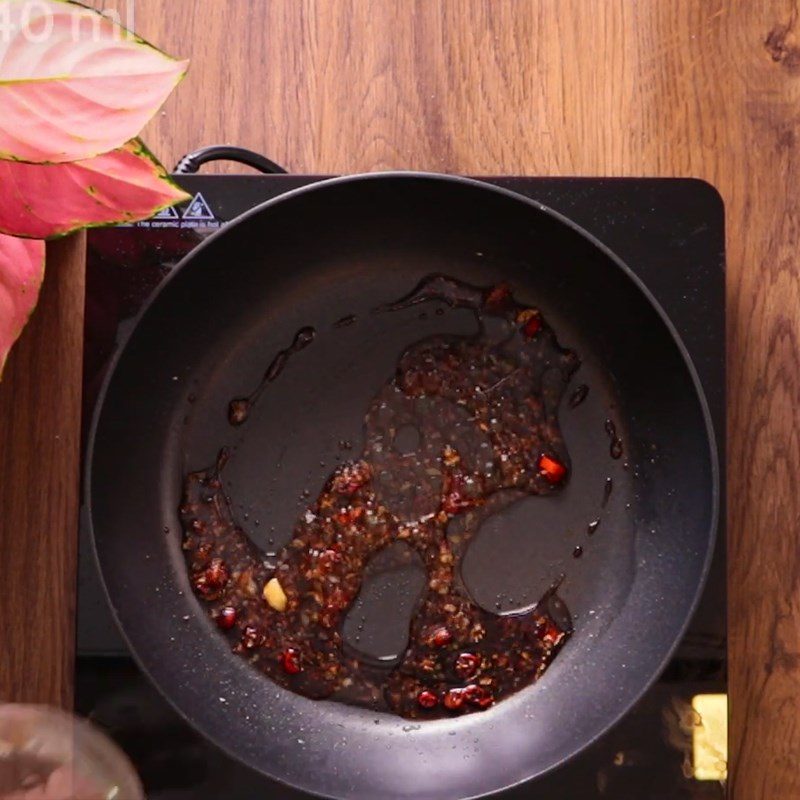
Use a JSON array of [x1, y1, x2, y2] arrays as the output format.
[[88, 173, 717, 799]]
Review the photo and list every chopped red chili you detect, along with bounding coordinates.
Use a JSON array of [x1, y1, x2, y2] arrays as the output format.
[[281, 648, 302, 675], [538, 453, 567, 484], [417, 690, 438, 709]]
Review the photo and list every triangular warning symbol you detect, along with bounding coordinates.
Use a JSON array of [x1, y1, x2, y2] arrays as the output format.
[[153, 205, 180, 219], [182, 192, 215, 220]]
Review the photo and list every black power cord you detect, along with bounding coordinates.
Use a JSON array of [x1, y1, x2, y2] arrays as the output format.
[[173, 145, 287, 175]]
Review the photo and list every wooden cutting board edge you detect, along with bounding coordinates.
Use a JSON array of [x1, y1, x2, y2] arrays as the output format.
[[0, 232, 86, 708]]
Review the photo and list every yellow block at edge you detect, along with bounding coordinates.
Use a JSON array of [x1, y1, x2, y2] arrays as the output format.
[[692, 693, 728, 781]]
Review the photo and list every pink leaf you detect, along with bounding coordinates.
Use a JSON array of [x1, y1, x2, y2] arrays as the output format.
[[0, 0, 188, 163], [0, 138, 191, 238], [0, 233, 45, 377]]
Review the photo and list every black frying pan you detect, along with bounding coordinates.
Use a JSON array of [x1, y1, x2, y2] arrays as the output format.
[[87, 173, 718, 799]]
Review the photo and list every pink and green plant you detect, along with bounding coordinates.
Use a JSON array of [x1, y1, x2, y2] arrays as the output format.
[[0, 0, 189, 375]]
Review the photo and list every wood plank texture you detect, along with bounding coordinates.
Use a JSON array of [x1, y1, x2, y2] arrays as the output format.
[[0, 233, 86, 709], [70, 0, 800, 795]]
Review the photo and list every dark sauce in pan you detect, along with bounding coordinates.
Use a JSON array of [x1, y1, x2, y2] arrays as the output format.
[[604, 418, 624, 460], [602, 476, 614, 508], [568, 383, 589, 408], [228, 326, 316, 426], [334, 314, 357, 329], [182, 276, 581, 718]]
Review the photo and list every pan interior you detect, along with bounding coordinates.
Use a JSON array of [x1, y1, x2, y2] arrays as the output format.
[[89, 175, 715, 800], [188, 261, 635, 661]]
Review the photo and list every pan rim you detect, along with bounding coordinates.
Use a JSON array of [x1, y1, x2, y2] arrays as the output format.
[[85, 170, 720, 799]]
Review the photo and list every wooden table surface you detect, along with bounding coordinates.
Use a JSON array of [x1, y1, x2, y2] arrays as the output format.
[[1, 1, 797, 797]]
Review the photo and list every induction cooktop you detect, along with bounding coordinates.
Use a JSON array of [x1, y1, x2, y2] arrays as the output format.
[[76, 152, 726, 800]]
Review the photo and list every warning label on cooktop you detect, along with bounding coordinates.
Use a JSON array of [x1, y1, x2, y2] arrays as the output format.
[[125, 192, 224, 229], [182, 193, 215, 221]]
